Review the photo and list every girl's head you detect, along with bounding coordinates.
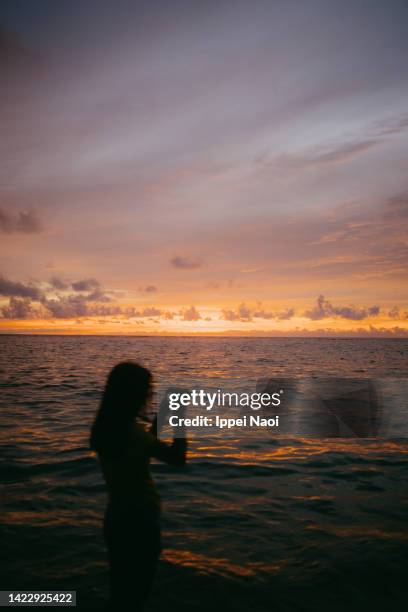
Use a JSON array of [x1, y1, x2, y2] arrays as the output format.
[[90, 362, 152, 456], [102, 361, 152, 418]]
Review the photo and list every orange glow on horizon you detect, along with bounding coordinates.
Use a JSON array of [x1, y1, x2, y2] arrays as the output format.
[[1, 307, 407, 336]]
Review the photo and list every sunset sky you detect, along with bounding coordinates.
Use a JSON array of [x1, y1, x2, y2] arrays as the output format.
[[1, 0, 407, 335]]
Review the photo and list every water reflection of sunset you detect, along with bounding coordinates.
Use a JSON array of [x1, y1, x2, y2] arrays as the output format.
[[1, 334, 407, 610]]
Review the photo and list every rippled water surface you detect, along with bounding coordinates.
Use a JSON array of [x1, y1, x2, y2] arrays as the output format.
[[1, 336, 407, 611]]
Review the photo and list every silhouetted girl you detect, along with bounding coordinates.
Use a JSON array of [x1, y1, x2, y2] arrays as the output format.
[[90, 362, 187, 611]]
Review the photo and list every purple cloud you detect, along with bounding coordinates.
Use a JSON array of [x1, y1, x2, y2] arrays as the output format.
[[1, 297, 36, 319], [49, 276, 69, 290], [0, 276, 42, 300], [223, 304, 295, 322], [304, 295, 381, 321], [0, 209, 42, 234], [222, 303, 252, 322], [170, 256, 202, 270], [71, 278, 100, 291], [181, 305, 201, 321]]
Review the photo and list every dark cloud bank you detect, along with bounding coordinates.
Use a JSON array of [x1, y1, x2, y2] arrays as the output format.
[[1, 277, 402, 333]]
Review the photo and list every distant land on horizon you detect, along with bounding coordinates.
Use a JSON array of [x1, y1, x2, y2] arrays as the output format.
[[1, 330, 408, 339]]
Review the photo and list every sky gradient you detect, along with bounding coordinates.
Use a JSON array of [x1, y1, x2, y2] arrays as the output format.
[[1, 0, 408, 335]]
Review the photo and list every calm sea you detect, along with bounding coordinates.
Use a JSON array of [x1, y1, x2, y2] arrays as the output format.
[[1, 336, 407, 611]]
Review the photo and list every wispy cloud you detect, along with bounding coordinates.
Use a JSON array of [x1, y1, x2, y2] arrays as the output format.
[[310, 139, 381, 166], [170, 256, 203, 270], [384, 192, 408, 219], [0, 209, 42, 233]]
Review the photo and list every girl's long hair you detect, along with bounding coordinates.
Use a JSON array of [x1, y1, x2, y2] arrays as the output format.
[[90, 362, 152, 458]]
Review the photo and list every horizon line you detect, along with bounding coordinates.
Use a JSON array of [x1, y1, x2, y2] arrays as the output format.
[[1, 332, 407, 339]]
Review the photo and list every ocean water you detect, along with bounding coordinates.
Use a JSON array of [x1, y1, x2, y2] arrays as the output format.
[[0, 336, 407, 611]]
